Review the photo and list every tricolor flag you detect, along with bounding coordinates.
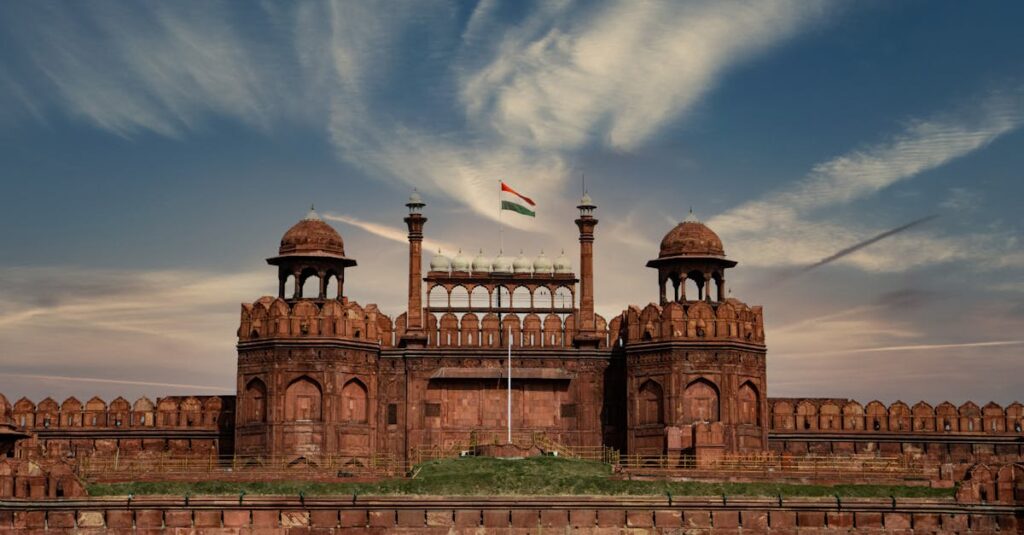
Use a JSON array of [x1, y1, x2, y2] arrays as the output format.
[[500, 181, 536, 217]]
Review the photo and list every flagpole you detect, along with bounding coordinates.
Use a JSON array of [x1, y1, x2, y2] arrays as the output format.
[[498, 180, 504, 255], [507, 325, 512, 445]]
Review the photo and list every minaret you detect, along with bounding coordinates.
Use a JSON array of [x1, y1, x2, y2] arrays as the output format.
[[574, 193, 599, 348], [401, 190, 428, 347]]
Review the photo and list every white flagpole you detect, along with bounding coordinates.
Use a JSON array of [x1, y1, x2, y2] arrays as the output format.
[[507, 325, 512, 444]]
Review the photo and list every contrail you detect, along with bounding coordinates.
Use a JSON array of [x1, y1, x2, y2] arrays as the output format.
[[0, 373, 231, 391], [799, 214, 939, 273], [323, 213, 457, 254]]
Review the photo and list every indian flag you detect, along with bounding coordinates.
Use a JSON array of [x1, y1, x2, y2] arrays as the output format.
[[500, 181, 536, 217]]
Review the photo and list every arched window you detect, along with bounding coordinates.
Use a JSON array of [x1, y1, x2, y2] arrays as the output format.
[[638, 380, 664, 426], [341, 379, 368, 424], [738, 382, 759, 425], [470, 286, 490, 308], [684, 278, 699, 301], [245, 378, 267, 424], [284, 376, 322, 421], [554, 286, 573, 309], [299, 270, 319, 298], [534, 287, 553, 310], [512, 286, 532, 309], [682, 378, 719, 423], [428, 285, 448, 309], [450, 285, 470, 308]]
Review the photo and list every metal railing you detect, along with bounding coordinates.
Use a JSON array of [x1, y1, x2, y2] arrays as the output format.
[[77, 453, 407, 480], [618, 452, 926, 476]]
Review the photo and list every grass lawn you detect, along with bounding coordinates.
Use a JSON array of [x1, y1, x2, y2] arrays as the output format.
[[87, 456, 952, 498]]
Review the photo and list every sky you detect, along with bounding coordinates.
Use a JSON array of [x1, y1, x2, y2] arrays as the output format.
[[0, 1, 1022, 405]]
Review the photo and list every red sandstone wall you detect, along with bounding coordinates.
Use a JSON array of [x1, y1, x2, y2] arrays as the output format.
[[0, 497, 1016, 533], [768, 398, 1023, 435], [0, 394, 234, 460]]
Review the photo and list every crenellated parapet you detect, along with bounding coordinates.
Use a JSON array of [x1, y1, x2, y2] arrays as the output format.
[[769, 398, 1024, 435], [238, 296, 394, 347], [393, 311, 608, 349], [609, 299, 765, 346], [6, 395, 232, 431]]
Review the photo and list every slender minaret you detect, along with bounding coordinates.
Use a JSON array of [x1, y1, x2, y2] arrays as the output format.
[[401, 190, 428, 347], [574, 193, 599, 347]]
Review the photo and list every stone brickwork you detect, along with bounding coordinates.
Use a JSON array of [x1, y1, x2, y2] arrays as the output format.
[[769, 397, 1024, 463], [0, 496, 1017, 533]]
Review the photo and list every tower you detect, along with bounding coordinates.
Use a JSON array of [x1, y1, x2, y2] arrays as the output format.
[[618, 212, 767, 463], [573, 193, 600, 348], [400, 190, 428, 348], [235, 208, 390, 462]]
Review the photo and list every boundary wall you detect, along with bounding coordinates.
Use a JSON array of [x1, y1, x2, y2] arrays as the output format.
[[0, 496, 1020, 533]]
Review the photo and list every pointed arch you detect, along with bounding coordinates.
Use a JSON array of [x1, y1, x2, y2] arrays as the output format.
[[244, 378, 267, 424], [738, 381, 760, 425], [819, 401, 840, 430], [285, 376, 322, 422], [796, 400, 817, 431], [340, 378, 369, 424], [682, 378, 719, 424], [637, 379, 664, 426]]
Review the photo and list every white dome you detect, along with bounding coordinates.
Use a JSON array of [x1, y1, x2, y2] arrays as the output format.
[[554, 249, 572, 273], [429, 249, 450, 272], [491, 251, 513, 273], [512, 250, 532, 274], [533, 250, 553, 274], [451, 249, 471, 272], [472, 249, 491, 273]]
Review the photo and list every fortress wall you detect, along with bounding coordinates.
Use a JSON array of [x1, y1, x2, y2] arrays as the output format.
[[767, 398, 1024, 464], [0, 496, 1017, 533], [2, 394, 235, 460]]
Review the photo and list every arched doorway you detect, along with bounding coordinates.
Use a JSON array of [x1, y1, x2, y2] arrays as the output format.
[[682, 378, 719, 424]]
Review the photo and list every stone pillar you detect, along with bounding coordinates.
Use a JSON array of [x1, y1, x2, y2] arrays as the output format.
[[574, 194, 599, 347], [401, 191, 428, 347]]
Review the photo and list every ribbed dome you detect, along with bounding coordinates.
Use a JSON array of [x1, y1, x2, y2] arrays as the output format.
[[658, 213, 725, 258], [491, 251, 513, 273], [451, 249, 471, 272], [554, 250, 572, 273], [533, 250, 553, 274], [472, 249, 491, 273], [429, 249, 450, 272], [278, 207, 347, 258], [512, 251, 532, 274]]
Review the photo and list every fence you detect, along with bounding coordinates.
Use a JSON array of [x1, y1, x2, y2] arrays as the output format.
[[77, 453, 407, 481], [618, 452, 927, 477]]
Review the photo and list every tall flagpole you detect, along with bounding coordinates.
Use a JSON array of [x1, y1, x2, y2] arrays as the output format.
[[507, 325, 512, 444]]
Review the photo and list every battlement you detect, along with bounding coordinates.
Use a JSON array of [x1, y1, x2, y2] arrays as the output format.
[[0, 394, 232, 431], [238, 296, 394, 346], [769, 398, 1024, 435], [394, 311, 609, 349], [609, 299, 765, 346]]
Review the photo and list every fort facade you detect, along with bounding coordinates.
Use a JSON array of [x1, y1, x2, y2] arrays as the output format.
[[1, 192, 1022, 473]]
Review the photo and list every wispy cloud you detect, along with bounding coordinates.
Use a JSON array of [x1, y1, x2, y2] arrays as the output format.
[[1, 1, 833, 221], [462, 0, 829, 151], [322, 212, 457, 254], [709, 92, 1024, 271]]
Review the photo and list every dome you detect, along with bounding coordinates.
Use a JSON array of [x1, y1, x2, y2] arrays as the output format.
[[491, 251, 513, 273], [533, 250, 553, 274], [451, 249, 471, 272], [429, 249, 450, 272], [512, 251, 532, 274], [472, 249, 491, 273], [658, 212, 725, 258], [278, 207, 347, 258], [554, 250, 572, 274]]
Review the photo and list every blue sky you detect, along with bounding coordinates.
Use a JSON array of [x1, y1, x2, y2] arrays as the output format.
[[0, 1, 1022, 404]]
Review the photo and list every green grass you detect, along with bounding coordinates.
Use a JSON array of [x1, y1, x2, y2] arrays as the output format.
[[86, 456, 952, 499]]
